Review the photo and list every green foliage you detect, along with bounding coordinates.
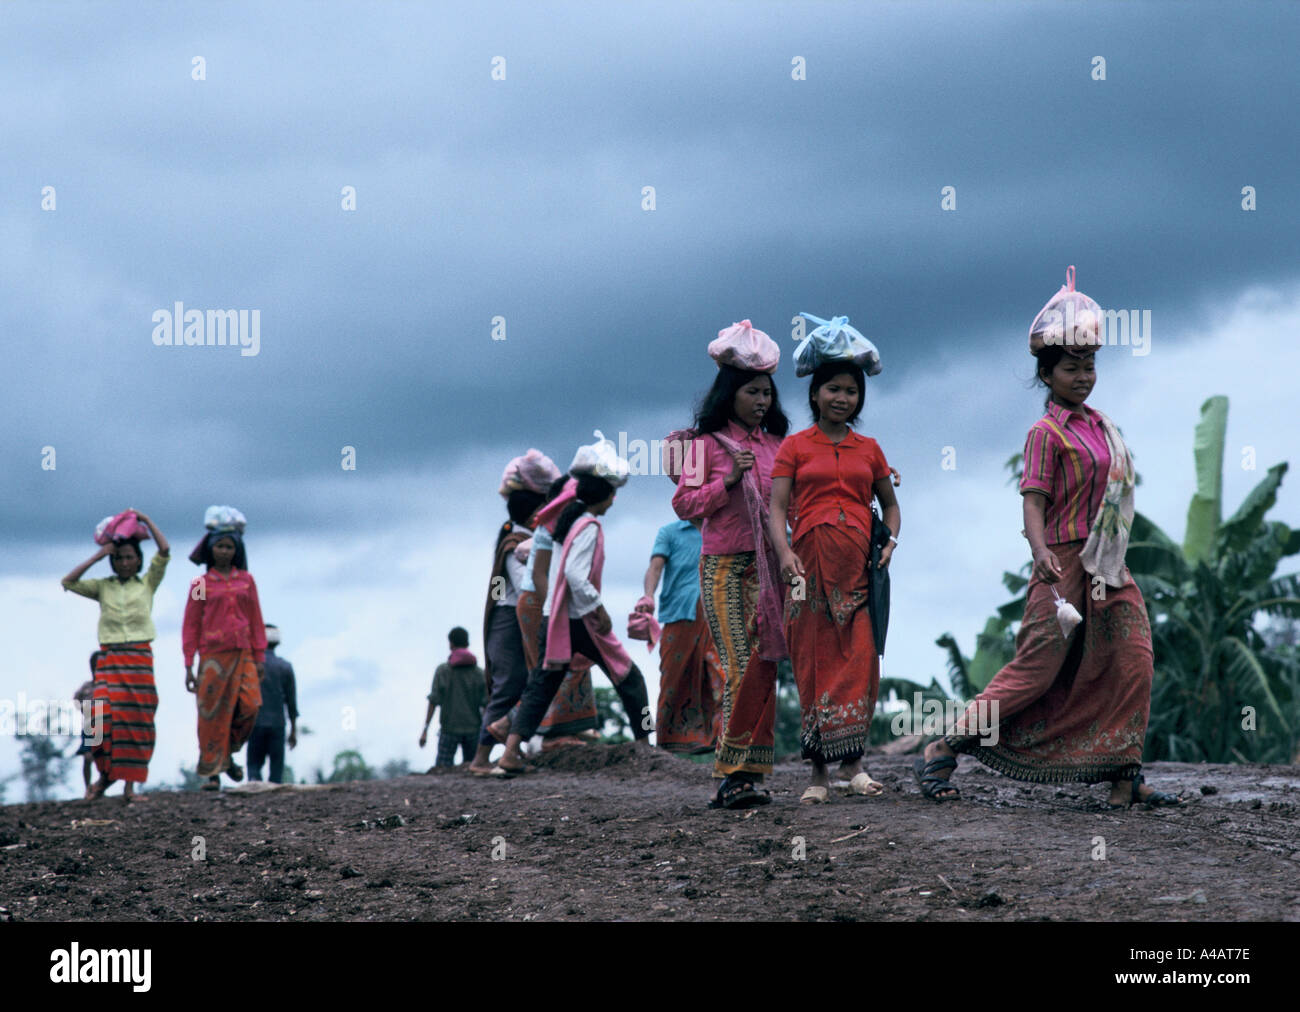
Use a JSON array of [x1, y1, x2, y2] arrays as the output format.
[[316, 749, 375, 783], [774, 660, 801, 757], [594, 687, 630, 743], [1183, 396, 1228, 563], [379, 759, 410, 779], [19, 735, 72, 802]]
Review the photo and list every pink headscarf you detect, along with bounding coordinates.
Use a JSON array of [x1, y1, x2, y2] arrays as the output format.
[[531, 477, 578, 534], [707, 320, 780, 374]]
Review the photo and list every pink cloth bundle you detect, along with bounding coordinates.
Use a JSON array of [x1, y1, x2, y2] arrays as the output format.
[[499, 448, 562, 497], [1029, 265, 1103, 357], [626, 596, 662, 652], [707, 320, 780, 374], [94, 511, 150, 545]]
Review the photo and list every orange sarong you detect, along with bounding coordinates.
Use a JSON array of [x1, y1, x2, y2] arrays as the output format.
[[784, 524, 879, 763], [196, 649, 262, 777]]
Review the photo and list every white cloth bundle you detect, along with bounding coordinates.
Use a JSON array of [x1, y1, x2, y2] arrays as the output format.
[[1051, 586, 1083, 638], [569, 430, 630, 488], [204, 505, 247, 532]]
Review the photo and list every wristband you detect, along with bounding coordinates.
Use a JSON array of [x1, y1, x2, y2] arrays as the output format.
[[888, 535, 898, 545]]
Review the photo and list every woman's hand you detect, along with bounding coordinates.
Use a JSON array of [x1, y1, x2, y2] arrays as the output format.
[[778, 550, 805, 585], [593, 606, 612, 636], [877, 542, 895, 569], [724, 450, 755, 487], [889, 467, 901, 487], [633, 598, 655, 614], [1033, 547, 1063, 583], [184, 666, 197, 693]]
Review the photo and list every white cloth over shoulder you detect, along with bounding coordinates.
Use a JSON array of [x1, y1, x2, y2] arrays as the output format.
[[562, 523, 601, 618]]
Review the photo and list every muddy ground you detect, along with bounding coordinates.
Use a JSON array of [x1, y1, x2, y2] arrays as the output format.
[[1, 746, 1297, 922]]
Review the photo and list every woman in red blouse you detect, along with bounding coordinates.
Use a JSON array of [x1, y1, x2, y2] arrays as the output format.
[[769, 361, 900, 803], [183, 530, 266, 790]]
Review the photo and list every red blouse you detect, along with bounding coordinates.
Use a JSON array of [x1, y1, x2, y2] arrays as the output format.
[[771, 426, 890, 544], [182, 567, 268, 667]]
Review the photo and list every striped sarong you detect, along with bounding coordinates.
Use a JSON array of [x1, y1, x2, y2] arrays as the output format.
[[92, 642, 158, 784]]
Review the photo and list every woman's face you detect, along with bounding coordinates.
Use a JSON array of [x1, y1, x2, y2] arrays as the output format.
[[1045, 353, 1096, 407], [110, 544, 141, 578], [589, 492, 616, 517], [814, 372, 860, 425], [732, 375, 773, 429], [212, 537, 238, 568]]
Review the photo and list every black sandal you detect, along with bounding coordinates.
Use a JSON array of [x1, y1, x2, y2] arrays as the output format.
[[1131, 773, 1184, 807], [913, 754, 960, 802], [709, 774, 771, 810]]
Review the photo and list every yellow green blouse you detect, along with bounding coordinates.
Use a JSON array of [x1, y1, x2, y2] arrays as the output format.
[[62, 553, 169, 644]]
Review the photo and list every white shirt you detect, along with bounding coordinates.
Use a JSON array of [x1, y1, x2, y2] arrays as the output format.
[[497, 551, 527, 608], [560, 522, 602, 618]]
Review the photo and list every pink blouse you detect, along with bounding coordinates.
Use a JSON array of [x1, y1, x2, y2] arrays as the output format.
[[671, 420, 783, 555], [182, 567, 268, 667]]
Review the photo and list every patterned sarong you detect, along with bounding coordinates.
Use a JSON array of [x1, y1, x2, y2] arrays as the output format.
[[656, 599, 724, 752], [196, 649, 263, 777], [92, 642, 157, 783], [945, 540, 1153, 783], [517, 590, 598, 737], [784, 524, 878, 763], [700, 552, 778, 777]]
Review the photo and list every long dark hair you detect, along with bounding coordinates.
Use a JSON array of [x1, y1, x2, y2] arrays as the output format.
[[808, 361, 867, 424], [1033, 345, 1068, 410], [495, 488, 547, 552], [692, 365, 789, 437], [554, 474, 615, 545]]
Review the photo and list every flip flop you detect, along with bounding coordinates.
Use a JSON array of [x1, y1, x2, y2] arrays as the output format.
[[709, 774, 771, 810], [468, 766, 500, 777], [800, 786, 830, 804], [847, 772, 884, 796]]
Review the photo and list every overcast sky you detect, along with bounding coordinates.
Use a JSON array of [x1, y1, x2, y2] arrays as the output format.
[[3, 1, 1298, 800]]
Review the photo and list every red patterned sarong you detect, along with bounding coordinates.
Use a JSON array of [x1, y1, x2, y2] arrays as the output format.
[[784, 524, 878, 763], [92, 642, 157, 783], [517, 590, 598, 737], [945, 540, 1153, 783], [656, 599, 724, 752], [196, 649, 263, 777], [700, 552, 778, 777]]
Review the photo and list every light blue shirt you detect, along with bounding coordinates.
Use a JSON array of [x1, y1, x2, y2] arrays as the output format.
[[652, 520, 702, 625]]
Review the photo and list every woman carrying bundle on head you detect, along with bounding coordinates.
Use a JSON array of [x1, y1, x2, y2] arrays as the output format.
[[496, 432, 652, 775], [915, 267, 1182, 809], [61, 509, 170, 801], [182, 507, 266, 791], [769, 313, 899, 804], [468, 450, 559, 774], [671, 321, 790, 809]]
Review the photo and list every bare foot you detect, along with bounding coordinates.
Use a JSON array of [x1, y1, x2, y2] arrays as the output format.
[[85, 778, 111, 801], [486, 717, 511, 743]]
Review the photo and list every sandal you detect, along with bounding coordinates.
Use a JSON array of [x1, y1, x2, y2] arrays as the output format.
[[914, 755, 960, 802], [201, 777, 221, 791], [800, 786, 829, 804], [709, 774, 772, 810], [1108, 773, 1183, 809]]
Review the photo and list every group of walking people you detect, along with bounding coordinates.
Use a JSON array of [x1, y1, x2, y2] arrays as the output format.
[[475, 268, 1183, 810], [62, 506, 297, 798]]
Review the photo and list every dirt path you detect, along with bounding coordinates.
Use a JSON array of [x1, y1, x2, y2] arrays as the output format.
[[2, 747, 1297, 921]]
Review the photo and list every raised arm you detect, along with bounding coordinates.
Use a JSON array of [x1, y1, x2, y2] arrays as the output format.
[[62, 545, 111, 596], [131, 509, 169, 556]]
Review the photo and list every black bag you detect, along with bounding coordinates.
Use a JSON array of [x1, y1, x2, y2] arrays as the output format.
[[868, 506, 892, 657]]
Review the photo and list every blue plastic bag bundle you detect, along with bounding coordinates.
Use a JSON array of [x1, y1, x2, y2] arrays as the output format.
[[794, 313, 882, 378]]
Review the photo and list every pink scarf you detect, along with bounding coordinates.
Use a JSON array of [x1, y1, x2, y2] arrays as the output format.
[[532, 477, 578, 534], [710, 430, 788, 662], [544, 515, 632, 682], [626, 596, 662, 652]]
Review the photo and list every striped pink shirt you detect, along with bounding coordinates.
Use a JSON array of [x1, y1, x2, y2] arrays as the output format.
[[1019, 401, 1111, 545]]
